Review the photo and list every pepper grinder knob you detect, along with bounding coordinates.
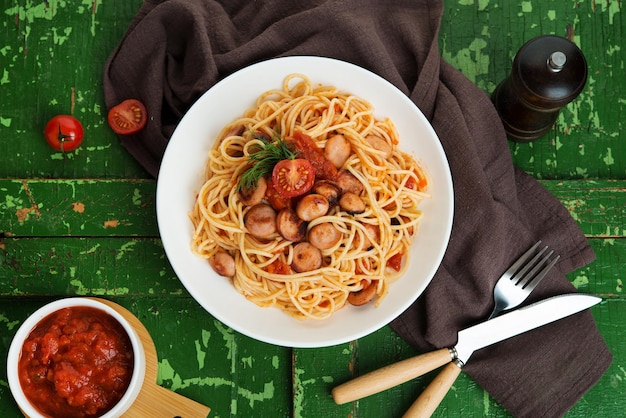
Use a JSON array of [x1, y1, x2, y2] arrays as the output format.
[[492, 35, 588, 142]]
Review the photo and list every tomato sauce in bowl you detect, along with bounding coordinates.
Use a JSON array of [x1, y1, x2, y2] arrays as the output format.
[[8, 299, 146, 418]]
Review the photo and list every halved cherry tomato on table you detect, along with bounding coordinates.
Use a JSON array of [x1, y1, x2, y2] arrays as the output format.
[[43, 115, 84, 152], [271, 159, 315, 198], [107, 99, 148, 135]]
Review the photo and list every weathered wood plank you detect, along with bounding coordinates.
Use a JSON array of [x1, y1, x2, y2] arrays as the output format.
[[0, 179, 158, 237], [0, 237, 180, 297], [295, 298, 624, 418], [0, 296, 293, 418], [292, 238, 625, 417], [542, 180, 626, 238], [0, 0, 147, 179], [1, 0, 625, 417], [440, 0, 626, 180], [1, 179, 625, 238]]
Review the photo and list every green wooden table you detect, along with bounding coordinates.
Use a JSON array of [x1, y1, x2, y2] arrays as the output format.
[[1, 1, 624, 417]]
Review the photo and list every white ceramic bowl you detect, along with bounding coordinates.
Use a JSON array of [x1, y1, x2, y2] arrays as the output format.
[[157, 56, 454, 348], [7, 298, 146, 418]]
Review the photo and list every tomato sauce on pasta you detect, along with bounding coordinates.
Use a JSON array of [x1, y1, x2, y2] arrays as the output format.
[[190, 74, 429, 320]]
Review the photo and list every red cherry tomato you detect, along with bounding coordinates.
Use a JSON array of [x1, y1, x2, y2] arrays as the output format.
[[272, 159, 315, 198], [107, 99, 148, 135], [43, 115, 84, 152]]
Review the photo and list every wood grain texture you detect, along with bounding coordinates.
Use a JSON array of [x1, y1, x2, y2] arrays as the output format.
[[94, 298, 211, 418], [0, 0, 624, 417]]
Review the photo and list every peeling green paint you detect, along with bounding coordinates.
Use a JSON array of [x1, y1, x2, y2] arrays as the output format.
[[442, 37, 490, 85], [79, 243, 101, 255], [458, 0, 490, 9], [574, 167, 588, 177], [157, 357, 275, 407], [242, 356, 253, 368], [603, 148, 615, 166], [0, 313, 20, 331], [69, 279, 130, 296], [572, 274, 589, 289], [483, 390, 491, 415], [132, 188, 142, 205], [215, 320, 237, 374], [293, 367, 306, 417], [0, 69, 9, 85], [617, 278, 623, 293], [194, 339, 206, 370], [116, 240, 137, 260], [51, 26, 72, 45]]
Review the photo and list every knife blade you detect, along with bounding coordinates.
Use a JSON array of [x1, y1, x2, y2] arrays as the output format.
[[332, 294, 601, 408]]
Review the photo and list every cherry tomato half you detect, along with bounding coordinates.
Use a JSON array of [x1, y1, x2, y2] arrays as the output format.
[[107, 99, 148, 135], [43, 115, 84, 152], [272, 159, 315, 198]]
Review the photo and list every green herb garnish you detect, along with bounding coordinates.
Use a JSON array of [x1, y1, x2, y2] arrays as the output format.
[[238, 134, 297, 191]]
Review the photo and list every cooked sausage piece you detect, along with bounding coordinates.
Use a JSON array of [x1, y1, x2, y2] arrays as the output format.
[[291, 242, 323, 273], [354, 223, 381, 250], [311, 180, 342, 207], [221, 124, 245, 140], [244, 203, 277, 239], [348, 280, 378, 306], [276, 208, 307, 242], [324, 134, 352, 168], [209, 251, 236, 277], [308, 222, 342, 250], [336, 171, 364, 195], [365, 134, 392, 159], [339, 192, 366, 215], [238, 177, 268, 206], [362, 223, 381, 247], [296, 194, 329, 221]]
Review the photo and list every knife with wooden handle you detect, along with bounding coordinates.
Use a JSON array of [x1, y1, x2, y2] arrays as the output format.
[[332, 294, 601, 416]]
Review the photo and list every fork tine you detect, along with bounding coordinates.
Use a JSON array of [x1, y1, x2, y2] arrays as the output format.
[[516, 248, 552, 287], [522, 253, 560, 291], [503, 241, 542, 278], [510, 244, 548, 284]]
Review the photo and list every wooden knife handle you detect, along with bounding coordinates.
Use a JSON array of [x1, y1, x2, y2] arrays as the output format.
[[332, 348, 453, 404], [402, 361, 462, 418]]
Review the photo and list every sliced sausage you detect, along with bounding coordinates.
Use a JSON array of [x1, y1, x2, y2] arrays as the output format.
[[339, 192, 366, 215], [291, 242, 323, 273], [296, 194, 329, 221], [276, 208, 307, 242], [244, 204, 277, 239], [336, 171, 364, 195], [238, 176, 268, 206], [348, 280, 378, 306], [308, 223, 342, 250], [209, 251, 236, 277], [311, 180, 342, 207], [324, 134, 352, 168], [354, 223, 381, 250], [221, 124, 245, 140], [365, 134, 392, 159]]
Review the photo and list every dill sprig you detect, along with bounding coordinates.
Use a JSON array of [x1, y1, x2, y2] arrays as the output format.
[[238, 134, 297, 191]]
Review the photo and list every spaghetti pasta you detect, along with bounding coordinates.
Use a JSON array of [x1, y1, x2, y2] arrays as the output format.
[[190, 74, 429, 320]]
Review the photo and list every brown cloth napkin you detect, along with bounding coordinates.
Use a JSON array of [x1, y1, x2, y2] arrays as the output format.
[[103, 1, 612, 416]]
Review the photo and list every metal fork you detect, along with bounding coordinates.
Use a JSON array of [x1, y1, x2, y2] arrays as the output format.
[[331, 240, 560, 405], [487, 240, 560, 319]]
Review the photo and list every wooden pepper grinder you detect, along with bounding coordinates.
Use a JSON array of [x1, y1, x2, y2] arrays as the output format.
[[492, 35, 588, 142]]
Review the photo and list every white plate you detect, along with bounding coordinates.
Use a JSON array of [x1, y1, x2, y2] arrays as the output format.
[[156, 56, 453, 348]]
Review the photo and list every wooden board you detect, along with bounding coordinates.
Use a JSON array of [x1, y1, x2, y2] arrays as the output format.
[[93, 298, 211, 418], [1, 1, 624, 417]]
